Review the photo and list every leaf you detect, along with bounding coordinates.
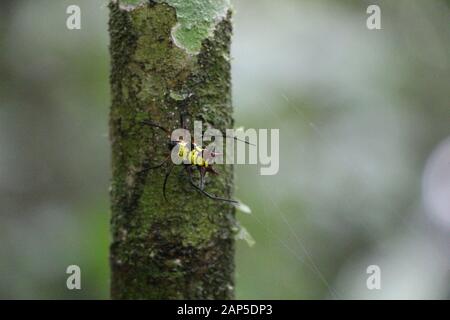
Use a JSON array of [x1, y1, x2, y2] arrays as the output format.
[[235, 224, 255, 247], [233, 200, 252, 214]]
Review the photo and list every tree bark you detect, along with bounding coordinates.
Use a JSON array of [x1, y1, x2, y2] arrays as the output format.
[[108, 0, 235, 299]]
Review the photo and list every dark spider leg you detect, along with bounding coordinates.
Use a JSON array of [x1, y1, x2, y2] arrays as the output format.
[[142, 120, 170, 135], [178, 95, 194, 130], [180, 112, 186, 130], [198, 167, 206, 190], [180, 112, 197, 149], [224, 134, 256, 146], [186, 166, 238, 204], [200, 132, 256, 146], [163, 163, 175, 202], [139, 155, 170, 174]]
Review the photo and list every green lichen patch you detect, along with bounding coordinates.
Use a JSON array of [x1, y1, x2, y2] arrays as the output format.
[[155, 0, 231, 54], [118, 0, 231, 55]]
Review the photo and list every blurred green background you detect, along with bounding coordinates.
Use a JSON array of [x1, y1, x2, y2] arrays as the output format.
[[0, 0, 449, 299]]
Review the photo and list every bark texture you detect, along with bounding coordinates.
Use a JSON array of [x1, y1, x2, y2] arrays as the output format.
[[109, 0, 235, 299]]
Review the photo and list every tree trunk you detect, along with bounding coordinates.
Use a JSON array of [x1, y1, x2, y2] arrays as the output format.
[[108, 0, 235, 299]]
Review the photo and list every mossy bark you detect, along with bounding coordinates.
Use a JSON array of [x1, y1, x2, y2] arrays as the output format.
[[108, 0, 235, 299]]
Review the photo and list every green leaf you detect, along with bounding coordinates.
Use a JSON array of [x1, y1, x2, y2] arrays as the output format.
[[236, 224, 255, 247]]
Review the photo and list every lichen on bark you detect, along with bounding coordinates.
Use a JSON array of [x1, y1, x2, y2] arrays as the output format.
[[109, 0, 235, 299]]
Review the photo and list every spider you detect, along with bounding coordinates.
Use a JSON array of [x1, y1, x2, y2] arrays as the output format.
[[141, 112, 253, 204]]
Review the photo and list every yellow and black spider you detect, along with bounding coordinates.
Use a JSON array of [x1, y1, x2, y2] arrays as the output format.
[[141, 113, 253, 204]]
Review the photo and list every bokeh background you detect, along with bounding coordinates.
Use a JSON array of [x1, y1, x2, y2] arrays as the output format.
[[0, 0, 449, 299]]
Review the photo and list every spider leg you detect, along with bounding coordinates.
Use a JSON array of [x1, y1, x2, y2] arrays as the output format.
[[198, 167, 207, 190], [142, 120, 170, 135], [178, 95, 193, 130], [180, 112, 186, 130], [225, 134, 256, 146], [186, 166, 237, 204], [163, 163, 175, 202], [140, 155, 170, 173]]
